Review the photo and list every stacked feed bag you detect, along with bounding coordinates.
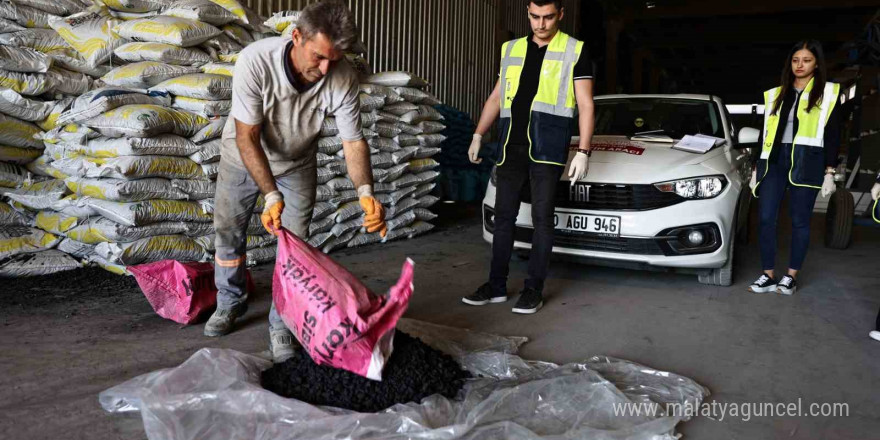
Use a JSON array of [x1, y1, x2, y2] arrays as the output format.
[[313, 71, 444, 253], [102, 0, 277, 267], [5, 0, 276, 274], [38, 90, 213, 271], [433, 104, 492, 202], [0, 0, 93, 276]]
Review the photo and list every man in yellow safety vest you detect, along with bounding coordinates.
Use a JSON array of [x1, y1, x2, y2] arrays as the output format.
[[464, 0, 595, 314]]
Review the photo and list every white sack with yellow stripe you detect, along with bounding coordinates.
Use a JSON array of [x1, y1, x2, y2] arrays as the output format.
[[82, 104, 209, 138], [85, 198, 213, 226], [65, 176, 187, 202], [114, 42, 213, 66], [95, 234, 208, 265], [77, 155, 207, 180], [0, 226, 61, 260], [112, 15, 221, 47], [48, 5, 124, 68], [101, 61, 200, 89], [0, 28, 71, 53], [65, 216, 190, 244], [0, 45, 52, 73]]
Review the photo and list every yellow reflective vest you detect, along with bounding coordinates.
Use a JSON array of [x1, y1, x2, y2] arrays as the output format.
[[753, 78, 840, 196], [497, 30, 583, 166]]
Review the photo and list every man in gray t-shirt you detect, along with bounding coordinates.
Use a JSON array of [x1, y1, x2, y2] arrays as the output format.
[[205, 0, 387, 363]]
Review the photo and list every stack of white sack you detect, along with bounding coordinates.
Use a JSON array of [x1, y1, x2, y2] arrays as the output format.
[[310, 72, 444, 253], [1, 0, 275, 275], [95, 0, 276, 267], [0, 0, 97, 276], [27, 88, 209, 273]]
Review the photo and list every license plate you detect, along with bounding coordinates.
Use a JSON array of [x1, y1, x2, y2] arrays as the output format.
[[553, 211, 620, 236]]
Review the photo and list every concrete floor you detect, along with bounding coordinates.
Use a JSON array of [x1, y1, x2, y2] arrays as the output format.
[[1, 202, 879, 440]]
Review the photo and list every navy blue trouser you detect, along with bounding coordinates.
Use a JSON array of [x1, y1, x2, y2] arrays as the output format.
[[757, 143, 820, 272], [490, 143, 564, 293]]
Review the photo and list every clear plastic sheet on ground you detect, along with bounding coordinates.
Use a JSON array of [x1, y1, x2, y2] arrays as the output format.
[[100, 318, 709, 440]]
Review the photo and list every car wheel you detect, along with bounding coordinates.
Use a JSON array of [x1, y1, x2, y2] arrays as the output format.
[[824, 189, 853, 250], [698, 223, 735, 287]]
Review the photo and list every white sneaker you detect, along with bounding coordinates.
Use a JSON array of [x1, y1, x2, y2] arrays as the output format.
[[870, 331, 880, 342], [748, 274, 777, 293], [776, 276, 797, 295]]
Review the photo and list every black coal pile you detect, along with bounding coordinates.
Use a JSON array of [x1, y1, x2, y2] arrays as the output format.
[[0, 266, 140, 309], [261, 331, 471, 412]]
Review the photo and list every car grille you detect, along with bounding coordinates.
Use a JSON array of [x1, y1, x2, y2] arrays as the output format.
[[483, 207, 665, 255], [519, 182, 685, 211], [513, 227, 666, 255]]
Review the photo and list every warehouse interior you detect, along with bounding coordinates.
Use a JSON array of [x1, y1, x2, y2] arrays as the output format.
[[1, 0, 878, 439]]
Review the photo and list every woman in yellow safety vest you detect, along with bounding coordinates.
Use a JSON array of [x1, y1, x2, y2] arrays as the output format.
[[747, 40, 841, 296]]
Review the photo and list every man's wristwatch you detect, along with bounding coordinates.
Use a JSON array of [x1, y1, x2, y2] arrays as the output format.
[[577, 148, 592, 157]]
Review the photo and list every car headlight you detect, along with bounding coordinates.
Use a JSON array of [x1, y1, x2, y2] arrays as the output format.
[[654, 176, 727, 199]]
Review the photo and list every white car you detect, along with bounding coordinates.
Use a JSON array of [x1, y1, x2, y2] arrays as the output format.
[[481, 94, 761, 286]]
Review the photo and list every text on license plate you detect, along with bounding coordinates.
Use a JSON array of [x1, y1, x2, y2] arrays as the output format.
[[553, 212, 620, 236]]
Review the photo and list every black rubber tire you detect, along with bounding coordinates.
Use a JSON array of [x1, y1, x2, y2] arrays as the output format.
[[736, 201, 751, 245], [824, 189, 853, 250]]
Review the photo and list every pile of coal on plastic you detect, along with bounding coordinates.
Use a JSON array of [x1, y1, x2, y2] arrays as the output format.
[[261, 331, 472, 412]]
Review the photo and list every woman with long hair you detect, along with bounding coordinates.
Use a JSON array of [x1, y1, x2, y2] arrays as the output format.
[[747, 40, 841, 295]]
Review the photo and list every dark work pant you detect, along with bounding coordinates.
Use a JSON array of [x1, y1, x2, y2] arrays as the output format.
[[490, 143, 564, 294], [757, 143, 820, 272]]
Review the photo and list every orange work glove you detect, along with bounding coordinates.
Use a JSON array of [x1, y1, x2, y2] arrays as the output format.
[[358, 188, 387, 238], [260, 191, 284, 235]]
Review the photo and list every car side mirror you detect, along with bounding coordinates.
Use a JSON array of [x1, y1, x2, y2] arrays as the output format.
[[735, 127, 760, 149]]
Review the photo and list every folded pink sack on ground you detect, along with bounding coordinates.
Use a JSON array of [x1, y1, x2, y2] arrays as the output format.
[[273, 228, 414, 380], [130, 260, 253, 325]]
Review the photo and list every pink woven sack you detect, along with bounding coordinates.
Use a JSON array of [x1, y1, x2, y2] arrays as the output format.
[[272, 228, 414, 380], [130, 260, 254, 325]]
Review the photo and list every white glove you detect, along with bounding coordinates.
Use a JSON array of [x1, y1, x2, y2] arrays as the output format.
[[749, 169, 757, 191], [467, 133, 482, 164], [821, 173, 836, 198], [568, 151, 589, 185], [871, 182, 880, 201]]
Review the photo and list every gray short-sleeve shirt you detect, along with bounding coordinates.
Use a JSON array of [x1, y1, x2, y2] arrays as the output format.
[[221, 37, 363, 176]]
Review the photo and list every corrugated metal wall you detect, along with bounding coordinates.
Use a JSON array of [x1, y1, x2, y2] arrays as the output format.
[[243, 0, 578, 122]]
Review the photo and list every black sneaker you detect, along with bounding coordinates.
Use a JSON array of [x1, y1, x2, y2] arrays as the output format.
[[462, 282, 507, 306], [748, 274, 777, 293], [512, 287, 543, 314], [776, 276, 797, 295]]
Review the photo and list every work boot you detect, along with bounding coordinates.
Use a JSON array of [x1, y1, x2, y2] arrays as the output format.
[[461, 282, 507, 306], [512, 287, 543, 314], [270, 327, 299, 363], [203, 303, 248, 337]]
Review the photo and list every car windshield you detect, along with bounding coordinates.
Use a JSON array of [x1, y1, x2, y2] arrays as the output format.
[[593, 98, 725, 139]]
